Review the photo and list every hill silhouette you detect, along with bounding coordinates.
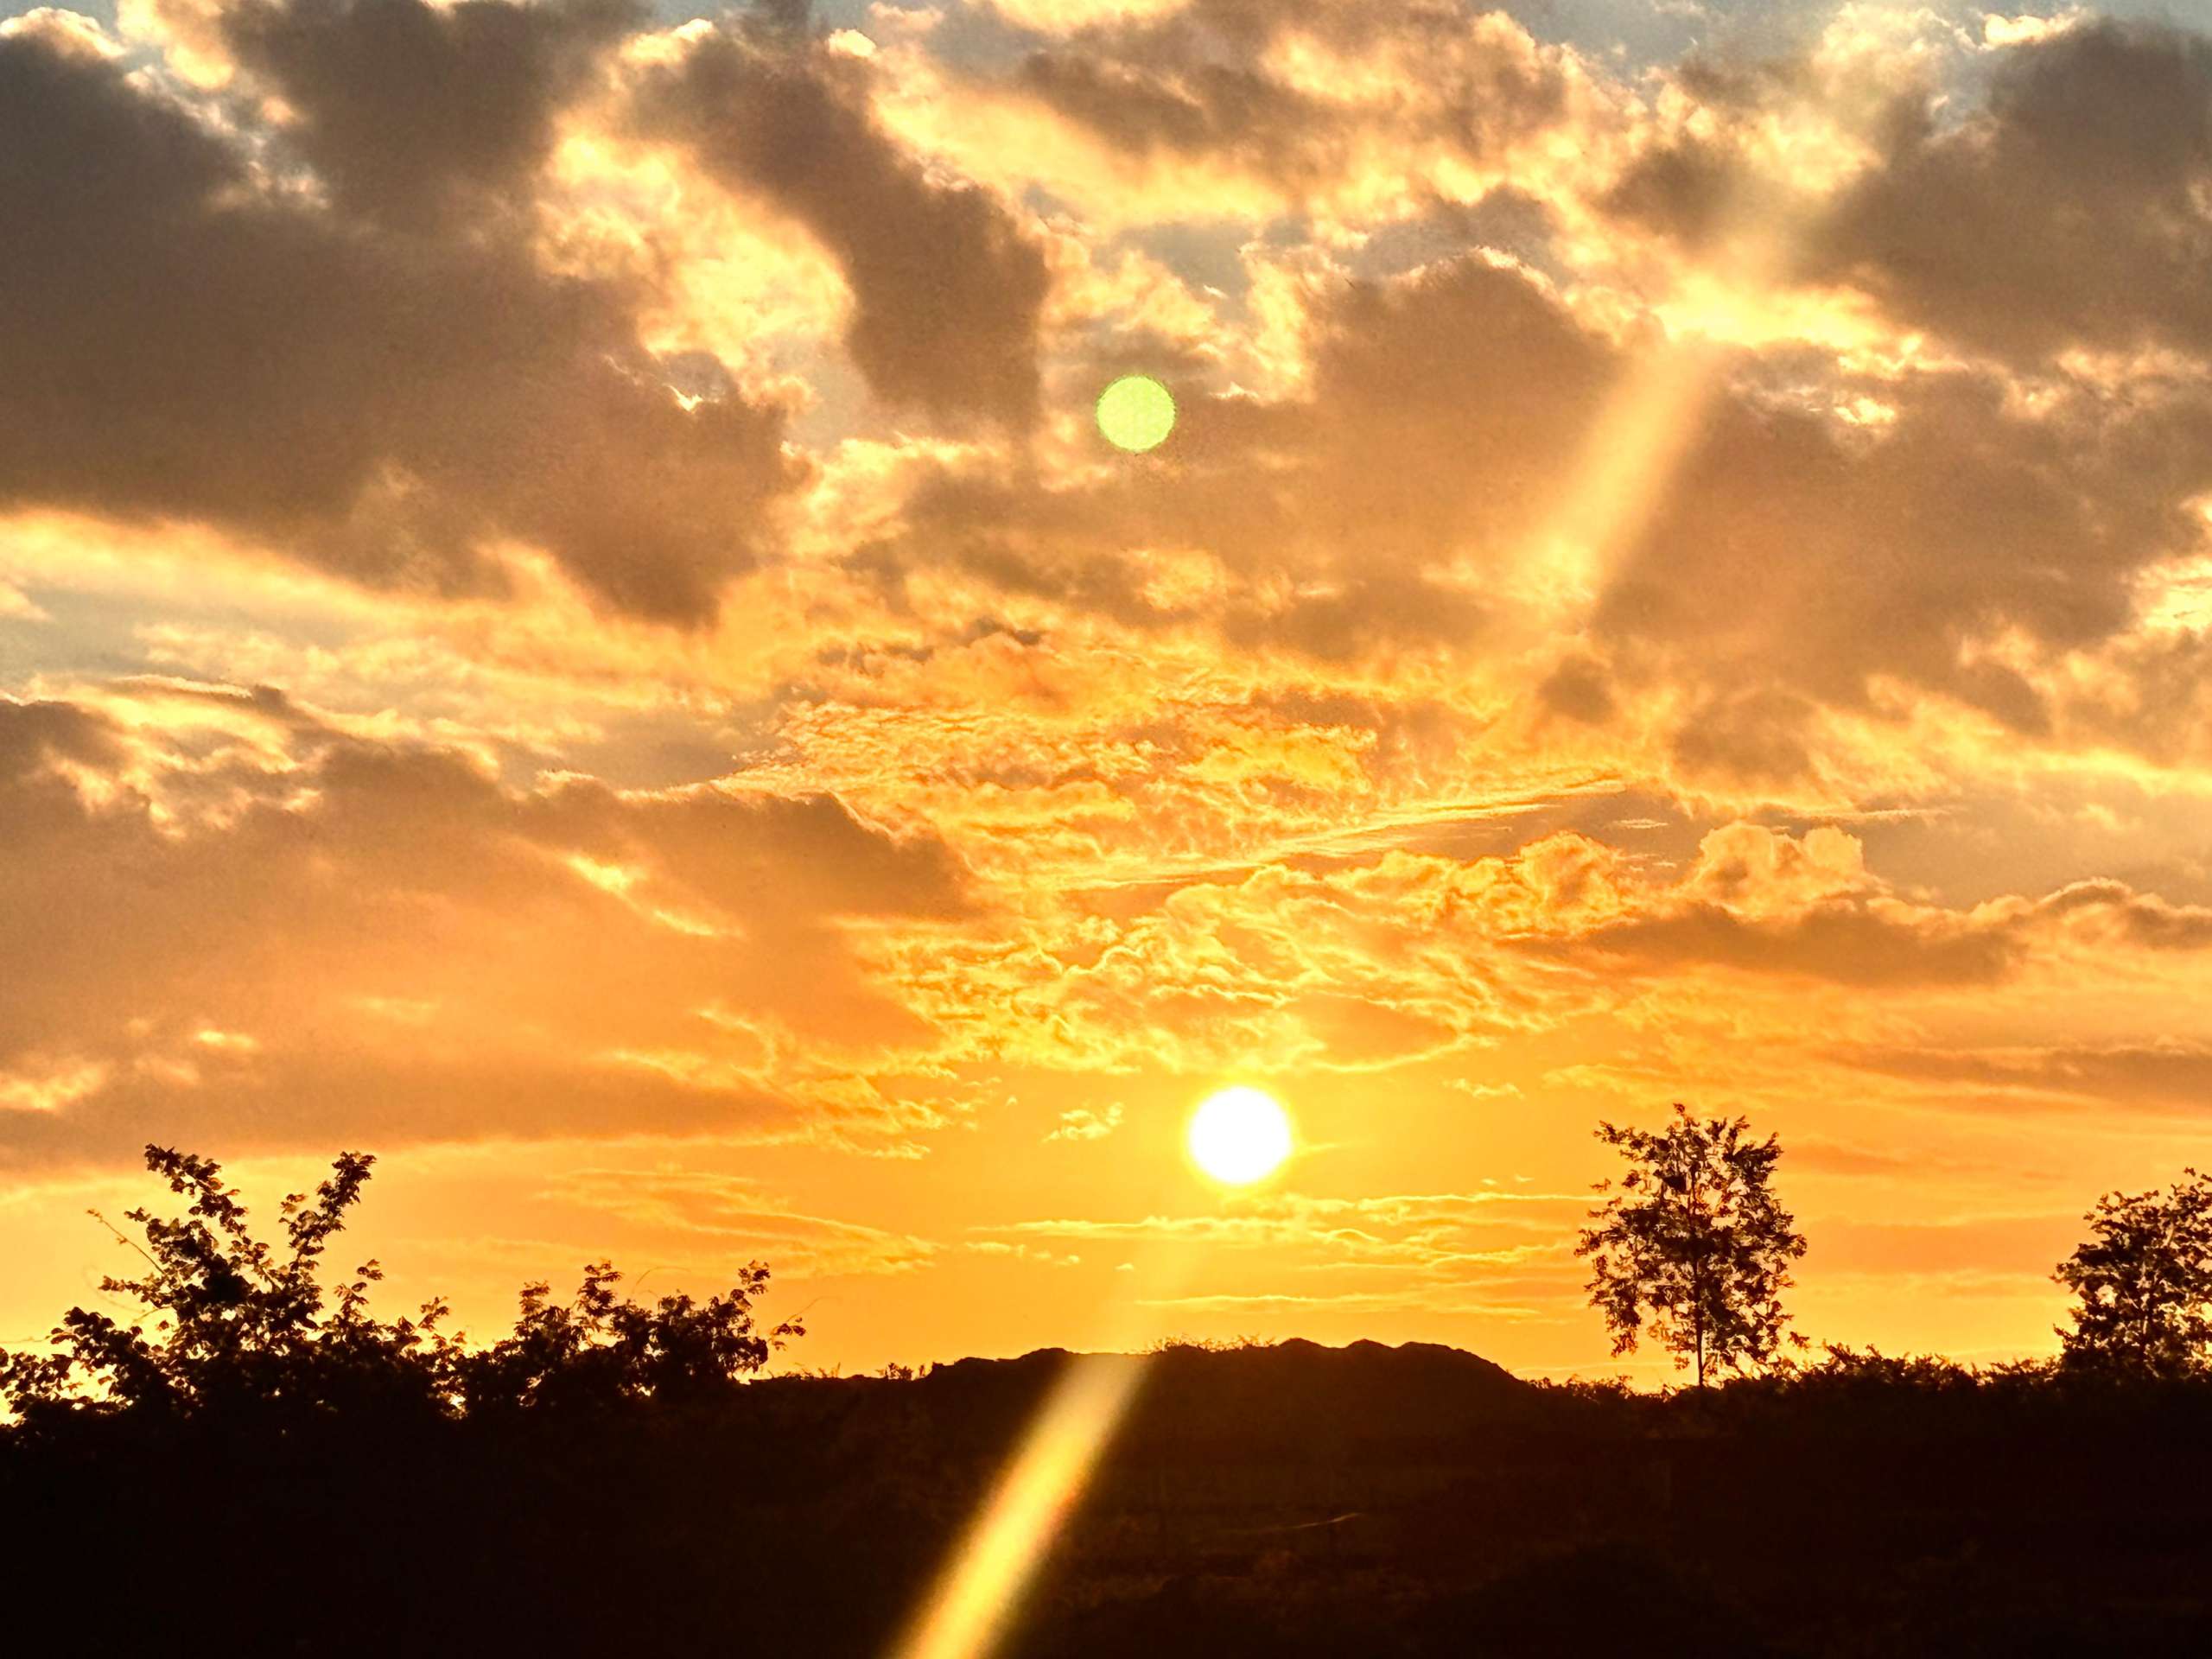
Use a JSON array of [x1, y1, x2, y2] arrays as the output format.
[[879, 1336, 1534, 1454], [14, 1332, 2212, 1655]]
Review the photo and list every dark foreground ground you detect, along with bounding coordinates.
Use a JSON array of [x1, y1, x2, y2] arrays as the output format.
[[8, 1339, 2210, 1656]]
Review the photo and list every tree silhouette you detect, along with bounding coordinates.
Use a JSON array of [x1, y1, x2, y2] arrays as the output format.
[[1575, 1104, 1808, 1388], [0, 1143, 799, 1427], [461, 1258, 796, 1415], [2055, 1169, 2212, 1376]]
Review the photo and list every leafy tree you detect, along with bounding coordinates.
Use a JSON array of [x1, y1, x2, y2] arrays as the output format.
[[0, 1143, 799, 1427], [2054, 1170, 2212, 1376], [461, 1259, 799, 1415], [0, 1146, 458, 1426], [1575, 1103, 1808, 1388]]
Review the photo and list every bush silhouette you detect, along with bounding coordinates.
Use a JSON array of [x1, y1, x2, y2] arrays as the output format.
[[1, 1143, 799, 1433]]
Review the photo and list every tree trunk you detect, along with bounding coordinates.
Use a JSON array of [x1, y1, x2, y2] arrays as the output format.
[[1690, 1161, 1709, 1390]]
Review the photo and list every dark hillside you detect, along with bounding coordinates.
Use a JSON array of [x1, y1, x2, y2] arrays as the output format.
[[886, 1336, 1534, 1455], [11, 1337, 2212, 1655]]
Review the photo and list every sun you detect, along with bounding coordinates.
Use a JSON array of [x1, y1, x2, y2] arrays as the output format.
[[1186, 1086, 1294, 1185]]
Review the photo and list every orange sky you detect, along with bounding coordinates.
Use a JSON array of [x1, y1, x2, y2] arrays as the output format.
[[5, 0, 2212, 1381]]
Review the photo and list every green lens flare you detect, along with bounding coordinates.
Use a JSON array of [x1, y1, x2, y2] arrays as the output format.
[[1095, 375, 1176, 452]]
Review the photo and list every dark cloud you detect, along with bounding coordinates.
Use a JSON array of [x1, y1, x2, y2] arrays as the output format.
[[222, 0, 643, 228], [1813, 21, 2212, 365], [1017, 32, 1342, 187], [1535, 651, 1617, 725], [0, 696, 124, 779], [0, 25, 802, 622], [1599, 130, 1745, 247], [2060, 630, 2212, 766], [1557, 899, 2022, 988], [1600, 22, 2212, 367], [1669, 686, 1816, 787], [1598, 43, 1921, 250], [1844, 1039, 2212, 1115], [836, 182, 2212, 772], [635, 22, 1051, 425], [1008, 0, 1572, 193], [1539, 854, 2212, 992], [861, 253, 1611, 658], [2030, 880, 2212, 951], [1596, 362, 2212, 771], [849, 10, 2212, 766], [1585, 36, 2212, 772]]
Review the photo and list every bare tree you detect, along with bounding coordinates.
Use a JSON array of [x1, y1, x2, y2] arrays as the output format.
[[1576, 1103, 1808, 1388]]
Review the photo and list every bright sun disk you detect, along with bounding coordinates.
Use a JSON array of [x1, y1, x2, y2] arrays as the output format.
[[1186, 1086, 1293, 1185]]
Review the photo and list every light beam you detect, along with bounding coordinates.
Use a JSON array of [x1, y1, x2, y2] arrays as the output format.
[[887, 1352, 1150, 1659]]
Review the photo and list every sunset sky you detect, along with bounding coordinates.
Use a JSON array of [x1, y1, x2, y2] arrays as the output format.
[[5, 0, 2212, 1381]]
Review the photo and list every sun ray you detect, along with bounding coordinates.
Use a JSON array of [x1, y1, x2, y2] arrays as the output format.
[[1514, 3, 1912, 626], [888, 1352, 1152, 1659]]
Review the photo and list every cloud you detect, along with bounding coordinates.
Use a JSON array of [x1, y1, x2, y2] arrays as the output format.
[[633, 12, 1052, 424], [979, 1186, 1580, 1274], [1044, 1102, 1122, 1141], [222, 0, 643, 229], [2027, 879, 2212, 951], [1812, 21, 2212, 365], [1842, 1039, 2212, 1116], [880, 816, 2212, 1088], [1604, 19, 2212, 371], [837, 194, 2212, 786], [856, 252, 1609, 658], [985, 0, 1586, 216], [541, 1166, 938, 1275], [964, 1238, 1083, 1266], [1572, 351, 2212, 782], [0, 18, 804, 623], [0, 690, 970, 1166]]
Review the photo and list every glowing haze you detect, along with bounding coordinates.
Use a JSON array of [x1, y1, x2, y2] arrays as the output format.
[[4, 0, 2212, 1381]]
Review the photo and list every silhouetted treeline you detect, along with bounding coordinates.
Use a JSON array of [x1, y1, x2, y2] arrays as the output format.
[[2, 1147, 801, 1430], [11, 1333, 2212, 1655], [9, 1144, 2212, 1655]]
